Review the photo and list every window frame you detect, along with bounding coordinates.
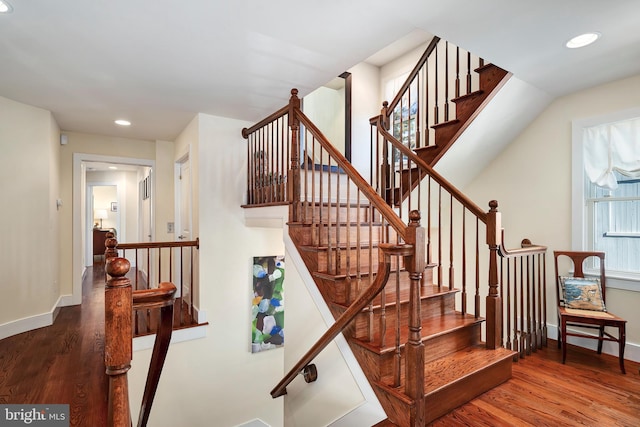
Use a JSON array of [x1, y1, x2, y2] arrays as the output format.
[[571, 107, 640, 292]]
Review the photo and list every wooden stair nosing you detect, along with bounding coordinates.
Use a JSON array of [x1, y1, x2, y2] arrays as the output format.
[[371, 345, 514, 424], [331, 285, 459, 311], [351, 312, 484, 355]]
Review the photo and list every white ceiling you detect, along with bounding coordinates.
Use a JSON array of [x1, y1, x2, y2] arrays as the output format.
[[1, 0, 639, 142]]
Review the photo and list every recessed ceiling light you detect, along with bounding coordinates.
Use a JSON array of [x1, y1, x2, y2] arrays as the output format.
[[0, 1, 13, 13], [566, 32, 601, 49], [114, 119, 131, 126], [108, 166, 118, 170]]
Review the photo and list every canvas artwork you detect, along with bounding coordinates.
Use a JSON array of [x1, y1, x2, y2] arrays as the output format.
[[251, 255, 285, 353]]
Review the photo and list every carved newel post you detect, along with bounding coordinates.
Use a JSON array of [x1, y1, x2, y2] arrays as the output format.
[[404, 210, 426, 426], [486, 200, 502, 349], [288, 88, 301, 223], [105, 257, 132, 427], [104, 232, 118, 266]]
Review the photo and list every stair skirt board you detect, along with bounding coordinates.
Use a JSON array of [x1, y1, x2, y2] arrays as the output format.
[[284, 231, 388, 427]]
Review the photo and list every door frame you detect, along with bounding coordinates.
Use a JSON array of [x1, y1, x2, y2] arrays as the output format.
[[72, 153, 155, 305]]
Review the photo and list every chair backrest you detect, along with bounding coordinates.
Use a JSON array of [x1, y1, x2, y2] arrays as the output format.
[[553, 251, 607, 307]]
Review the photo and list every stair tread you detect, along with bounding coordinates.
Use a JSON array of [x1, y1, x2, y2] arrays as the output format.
[[451, 89, 484, 103], [375, 345, 515, 395], [422, 345, 514, 394], [351, 312, 483, 355], [332, 284, 457, 310]]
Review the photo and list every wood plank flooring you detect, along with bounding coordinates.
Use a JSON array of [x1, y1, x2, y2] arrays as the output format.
[[1, 263, 639, 427], [0, 264, 108, 426]]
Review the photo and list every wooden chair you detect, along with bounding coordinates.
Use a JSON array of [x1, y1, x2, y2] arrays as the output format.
[[554, 251, 626, 374]]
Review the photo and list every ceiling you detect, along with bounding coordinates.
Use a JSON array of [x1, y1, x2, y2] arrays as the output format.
[[1, 0, 639, 142]]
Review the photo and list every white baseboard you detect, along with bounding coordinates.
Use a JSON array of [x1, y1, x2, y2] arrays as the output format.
[[234, 419, 270, 427], [133, 323, 208, 352], [546, 324, 640, 363], [0, 295, 73, 341]]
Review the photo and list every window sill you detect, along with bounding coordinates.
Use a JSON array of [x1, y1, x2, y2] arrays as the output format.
[[582, 269, 640, 292]]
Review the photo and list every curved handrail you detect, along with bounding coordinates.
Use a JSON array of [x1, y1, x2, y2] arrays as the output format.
[[271, 243, 413, 398], [387, 36, 440, 114], [371, 115, 488, 222], [132, 281, 176, 427], [133, 281, 177, 309], [296, 109, 408, 239], [241, 105, 289, 138], [498, 233, 547, 258]]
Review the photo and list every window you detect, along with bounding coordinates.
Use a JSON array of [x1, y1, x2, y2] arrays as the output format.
[[572, 111, 640, 290]]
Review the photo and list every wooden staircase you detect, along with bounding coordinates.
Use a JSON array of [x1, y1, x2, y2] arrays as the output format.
[[241, 35, 548, 426], [288, 201, 514, 425]]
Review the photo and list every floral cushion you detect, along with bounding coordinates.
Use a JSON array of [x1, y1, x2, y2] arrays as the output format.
[[560, 276, 607, 312]]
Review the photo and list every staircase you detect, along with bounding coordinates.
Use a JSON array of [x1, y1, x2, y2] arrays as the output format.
[[242, 35, 547, 426], [288, 199, 513, 425]]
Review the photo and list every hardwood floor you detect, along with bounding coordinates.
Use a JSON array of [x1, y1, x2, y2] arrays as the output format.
[[0, 264, 108, 426], [431, 342, 640, 426], [1, 264, 639, 427]]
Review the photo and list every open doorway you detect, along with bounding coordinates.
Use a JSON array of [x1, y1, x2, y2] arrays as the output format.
[[72, 153, 155, 305]]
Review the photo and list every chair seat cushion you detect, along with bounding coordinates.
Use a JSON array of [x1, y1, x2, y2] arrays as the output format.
[[560, 276, 607, 311]]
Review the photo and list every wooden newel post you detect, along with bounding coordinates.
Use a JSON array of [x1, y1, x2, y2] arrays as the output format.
[[104, 232, 118, 265], [288, 88, 301, 223], [105, 257, 133, 427], [404, 210, 426, 426], [486, 200, 502, 350]]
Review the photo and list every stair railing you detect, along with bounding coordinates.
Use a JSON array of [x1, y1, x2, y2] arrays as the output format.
[[109, 237, 201, 335], [104, 254, 176, 427], [371, 117, 548, 354], [243, 90, 429, 422], [384, 36, 484, 155]]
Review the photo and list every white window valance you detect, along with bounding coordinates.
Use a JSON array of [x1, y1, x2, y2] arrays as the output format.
[[583, 117, 640, 190]]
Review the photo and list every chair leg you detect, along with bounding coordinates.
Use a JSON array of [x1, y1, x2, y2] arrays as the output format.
[[557, 316, 562, 349], [619, 324, 626, 374], [597, 326, 604, 354], [561, 319, 567, 364]]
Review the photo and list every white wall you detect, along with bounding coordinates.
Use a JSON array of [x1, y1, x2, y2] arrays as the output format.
[[129, 112, 376, 426], [0, 96, 61, 337], [464, 73, 640, 359], [347, 62, 381, 175]]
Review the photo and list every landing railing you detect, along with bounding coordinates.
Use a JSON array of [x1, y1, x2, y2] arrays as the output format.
[[105, 236, 201, 335], [499, 237, 548, 359], [104, 256, 176, 427]]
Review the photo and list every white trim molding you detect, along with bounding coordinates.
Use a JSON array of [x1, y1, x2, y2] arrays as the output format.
[[546, 323, 639, 363]]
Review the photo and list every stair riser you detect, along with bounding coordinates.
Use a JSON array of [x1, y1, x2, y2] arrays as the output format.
[[290, 223, 392, 247], [315, 247, 401, 275], [350, 293, 457, 342], [316, 269, 436, 306], [354, 322, 482, 382], [424, 356, 512, 423], [301, 204, 380, 224]]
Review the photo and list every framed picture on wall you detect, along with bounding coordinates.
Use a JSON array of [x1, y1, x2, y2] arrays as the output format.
[[110, 202, 118, 212], [251, 255, 285, 353]]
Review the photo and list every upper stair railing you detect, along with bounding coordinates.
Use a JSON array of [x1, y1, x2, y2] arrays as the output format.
[[104, 238, 177, 427], [370, 115, 548, 356], [107, 237, 202, 336]]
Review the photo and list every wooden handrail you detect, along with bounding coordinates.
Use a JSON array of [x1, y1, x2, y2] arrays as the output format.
[[498, 233, 547, 257], [105, 258, 177, 427], [241, 105, 289, 138], [387, 36, 440, 114], [296, 108, 408, 239], [117, 238, 199, 250], [133, 282, 176, 427], [371, 115, 488, 222], [271, 243, 413, 398]]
